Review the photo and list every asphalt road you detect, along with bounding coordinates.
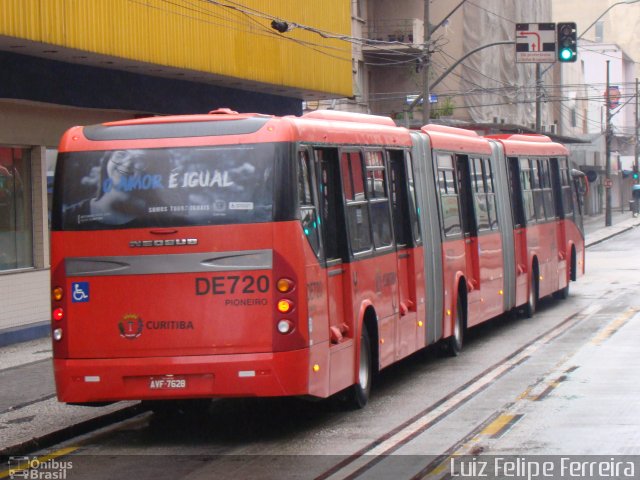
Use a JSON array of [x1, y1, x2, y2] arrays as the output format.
[[2, 224, 640, 479]]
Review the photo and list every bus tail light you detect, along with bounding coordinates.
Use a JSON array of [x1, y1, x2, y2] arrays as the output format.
[[52, 286, 64, 301], [272, 252, 306, 351], [277, 320, 294, 334], [276, 278, 295, 293], [277, 299, 294, 314], [53, 307, 64, 321], [53, 328, 63, 341]]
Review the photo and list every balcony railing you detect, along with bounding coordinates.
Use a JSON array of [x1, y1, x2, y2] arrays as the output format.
[[364, 18, 424, 47]]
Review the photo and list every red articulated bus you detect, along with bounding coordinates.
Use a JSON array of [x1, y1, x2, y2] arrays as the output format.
[[50, 110, 584, 409]]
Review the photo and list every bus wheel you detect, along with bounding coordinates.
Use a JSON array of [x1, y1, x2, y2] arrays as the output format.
[[444, 295, 464, 356], [345, 325, 372, 409], [523, 268, 539, 318]]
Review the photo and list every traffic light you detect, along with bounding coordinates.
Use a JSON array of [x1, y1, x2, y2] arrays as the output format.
[[633, 164, 639, 181], [557, 22, 577, 62]]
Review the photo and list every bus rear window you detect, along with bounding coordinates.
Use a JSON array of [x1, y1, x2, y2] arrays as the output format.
[[52, 144, 275, 230]]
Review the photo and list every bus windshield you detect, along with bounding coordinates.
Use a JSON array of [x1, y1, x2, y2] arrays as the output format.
[[52, 144, 276, 230]]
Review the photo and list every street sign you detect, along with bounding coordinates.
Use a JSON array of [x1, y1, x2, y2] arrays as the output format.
[[406, 94, 437, 105], [515, 23, 557, 63]]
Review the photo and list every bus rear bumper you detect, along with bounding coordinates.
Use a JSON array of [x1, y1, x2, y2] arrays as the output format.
[[53, 349, 312, 403]]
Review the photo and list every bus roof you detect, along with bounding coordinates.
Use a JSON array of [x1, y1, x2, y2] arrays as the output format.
[[59, 109, 414, 151], [421, 124, 493, 155], [487, 133, 569, 156]]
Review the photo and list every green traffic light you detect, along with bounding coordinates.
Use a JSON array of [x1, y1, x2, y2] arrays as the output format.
[[559, 47, 574, 62]]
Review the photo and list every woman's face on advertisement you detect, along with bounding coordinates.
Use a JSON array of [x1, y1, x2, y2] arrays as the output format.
[[106, 151, 147, 184]]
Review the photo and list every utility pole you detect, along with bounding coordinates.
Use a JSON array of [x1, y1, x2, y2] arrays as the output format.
[[633, 78, 640, 177], [422, 0, 431, 123], [535, 64, 542, 132], [411, 0, 467, 124], [605, 60, 612, 227]]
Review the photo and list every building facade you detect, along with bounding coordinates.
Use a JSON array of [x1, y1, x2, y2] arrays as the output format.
[[0, 0, 352, 342], [358, 0, 555, 128]]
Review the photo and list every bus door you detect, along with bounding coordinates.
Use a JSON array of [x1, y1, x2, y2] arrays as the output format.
[[297, 148, 329, 350], [507, 157, 529, 307], [315, 148, 354, 392], [550, 157, 568, 290], [456, 154, 480, 318], [537, 158, 559, 297], [469, 156, 504, 320], [571, 169, 586, 235], [388, 149, 422, 357]]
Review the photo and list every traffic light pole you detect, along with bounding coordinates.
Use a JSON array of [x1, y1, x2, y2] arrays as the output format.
[[422, 0, 431, 123], [535, 64, 542, 132], [605, 60, 612, 227], [633, 78, 640, 184]]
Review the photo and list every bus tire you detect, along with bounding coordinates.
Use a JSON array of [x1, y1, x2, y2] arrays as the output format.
[[523, 266, 539, 318], [345, 324, 372, 409], [442, 294, 464, 357]]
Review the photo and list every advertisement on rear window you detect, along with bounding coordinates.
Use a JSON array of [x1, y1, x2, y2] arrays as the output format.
[[55, 145, 275, 230]]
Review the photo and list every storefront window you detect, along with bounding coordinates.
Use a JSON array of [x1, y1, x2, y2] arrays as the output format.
[[0, 147, 33, 270]]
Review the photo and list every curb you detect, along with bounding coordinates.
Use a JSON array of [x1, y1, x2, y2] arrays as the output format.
[[0, 322, 49, 348], [585, 223, 639, 248], [0, 403, 147, 460]]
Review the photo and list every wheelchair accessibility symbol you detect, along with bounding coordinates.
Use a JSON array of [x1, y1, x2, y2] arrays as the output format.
[[72, 282, 90, 303]]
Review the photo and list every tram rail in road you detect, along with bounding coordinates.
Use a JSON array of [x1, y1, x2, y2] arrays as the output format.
[[314, 302, 604, 480]]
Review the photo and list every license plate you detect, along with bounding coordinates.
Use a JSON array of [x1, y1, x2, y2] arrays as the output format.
[[149, 376, 186, 389]]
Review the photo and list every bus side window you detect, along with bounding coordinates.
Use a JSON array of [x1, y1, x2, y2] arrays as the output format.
[[436, 153, 462, 238], [455, 154, 477, 238], [540, 158, 556, 219], [507, 157, 526, 228], [298, 149, 322, 259], [405, 151, 421, 244], [519, 158, 536, 224], [560, 158, 574, 218], [530, 159, 546, 222], [484, 158, 499, 230], [341, 150, 373, 254], [365, 150, 392, 250], [470, 156, 490, 232]]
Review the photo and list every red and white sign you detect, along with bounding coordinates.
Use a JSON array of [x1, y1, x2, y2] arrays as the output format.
[[515, 23, 557, 63]]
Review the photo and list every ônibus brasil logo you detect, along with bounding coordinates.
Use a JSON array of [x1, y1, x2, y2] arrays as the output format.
[[118, 314, 143, 339]]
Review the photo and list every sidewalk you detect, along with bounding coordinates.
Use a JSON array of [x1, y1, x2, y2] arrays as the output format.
[[0, 210, 638, 349], [583, 209, 640, 246]]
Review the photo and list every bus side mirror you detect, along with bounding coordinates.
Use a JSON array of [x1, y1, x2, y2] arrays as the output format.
[[571, 169, 589, 196]]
